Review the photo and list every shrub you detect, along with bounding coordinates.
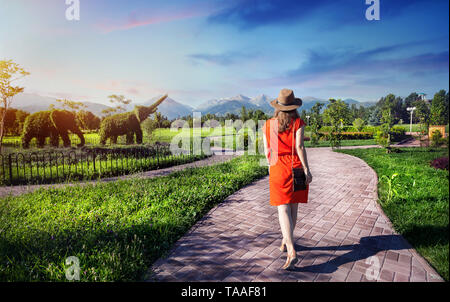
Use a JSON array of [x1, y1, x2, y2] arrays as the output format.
[[318, 131, 373, 140], [375, 130, 389, 148], [390, 126, 407, 142], [430, 157, 449, 170], [431, 129, 445, 147]]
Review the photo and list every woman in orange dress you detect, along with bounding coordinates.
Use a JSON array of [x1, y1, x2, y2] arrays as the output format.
[[262, 89, 313, 270]]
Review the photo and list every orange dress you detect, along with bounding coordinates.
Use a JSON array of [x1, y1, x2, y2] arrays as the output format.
[[263, 117, 309, 206]]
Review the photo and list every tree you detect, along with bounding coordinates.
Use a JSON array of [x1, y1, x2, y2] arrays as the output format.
[[376, 93, 396, 151], [77, 110, 101, 130], [323, 99, 350, 149], [309, 102, 324, 147], [55, 98, 87, 112], [403, 92, 421, 123], [377, 94, 403, 124], [0, 108, 29, 135], [430, 90, 449, 125], [0, 60, 30, 152], [413, 98, 431, 129], [240, 106, 248, 121], [300, 109, 307, 122], [102, 95, 132, 117], [368, 106, 381, 126], [352, 118, 365, 131]]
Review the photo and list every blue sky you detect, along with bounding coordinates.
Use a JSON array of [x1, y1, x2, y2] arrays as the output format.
[[0, 0, 448, 107]]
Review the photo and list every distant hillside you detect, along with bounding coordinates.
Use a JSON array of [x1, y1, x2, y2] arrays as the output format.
[[194, 94, 372, 116], [10, 93, 112, 117], [9, 93, 375, 121], [196, 94, 273, 116]]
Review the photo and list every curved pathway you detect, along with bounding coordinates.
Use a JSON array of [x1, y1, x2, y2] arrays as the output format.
[[148, 148, 443, 282]]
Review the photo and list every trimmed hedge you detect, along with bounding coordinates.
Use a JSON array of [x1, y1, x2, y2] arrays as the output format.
[[318, 131, 374, 140]]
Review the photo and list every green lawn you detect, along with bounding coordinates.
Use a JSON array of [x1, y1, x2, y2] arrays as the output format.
[[337, 147, 449, 281], [0, 155, 268, 281]]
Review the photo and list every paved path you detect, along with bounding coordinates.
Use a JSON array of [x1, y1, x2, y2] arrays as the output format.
[[0, 148, 241, 199], [148, 148, 443, 282]]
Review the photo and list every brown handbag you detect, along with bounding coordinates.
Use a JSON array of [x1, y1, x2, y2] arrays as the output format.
[[291, 118, 307, 191]]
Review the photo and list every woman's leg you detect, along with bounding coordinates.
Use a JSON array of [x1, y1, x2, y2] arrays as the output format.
[[281, 203, 299, 248], [290, 203, 299, 230], [277, 204, 295, 256]]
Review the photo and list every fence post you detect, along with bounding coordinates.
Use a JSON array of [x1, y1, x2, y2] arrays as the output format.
[[156, 144, 159, 168], [8, 154, 12, 184]]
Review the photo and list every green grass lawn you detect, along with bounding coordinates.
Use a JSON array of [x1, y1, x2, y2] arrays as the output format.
[[337, 147, 449, 281], [0, 155, 268, 281]]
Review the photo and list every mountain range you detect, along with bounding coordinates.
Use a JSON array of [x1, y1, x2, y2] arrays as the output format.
[[10, 93, 376, 120]]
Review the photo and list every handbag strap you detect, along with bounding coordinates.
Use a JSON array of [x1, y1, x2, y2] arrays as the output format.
[[291, 118, 297, 170]]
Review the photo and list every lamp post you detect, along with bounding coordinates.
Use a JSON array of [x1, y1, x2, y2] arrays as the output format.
[[406, 107, 416, 133], [306, 115, 310, 126]]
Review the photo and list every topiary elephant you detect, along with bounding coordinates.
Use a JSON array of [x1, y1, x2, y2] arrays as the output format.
[[21, 109, 86, 149], [99, 94, 168, 145]]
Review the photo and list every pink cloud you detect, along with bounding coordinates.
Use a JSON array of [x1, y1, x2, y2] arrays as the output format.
[[97, 6, 213, 33]]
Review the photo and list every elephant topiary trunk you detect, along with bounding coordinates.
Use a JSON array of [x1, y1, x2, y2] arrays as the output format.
[[99, 94, 168, 145]]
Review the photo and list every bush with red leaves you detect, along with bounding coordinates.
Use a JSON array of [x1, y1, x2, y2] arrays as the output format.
[[430, 157, 449, 170]]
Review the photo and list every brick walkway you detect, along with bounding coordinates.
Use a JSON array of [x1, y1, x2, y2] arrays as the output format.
[[0, 148, 241, 199], [148, 148, 443, 282]]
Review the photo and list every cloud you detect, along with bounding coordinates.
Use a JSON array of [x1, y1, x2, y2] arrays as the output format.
[[188, 51, 257, 66], [96, 2, 220, 33], [248, 41, 449, 89], [207, 0, 436, 30]]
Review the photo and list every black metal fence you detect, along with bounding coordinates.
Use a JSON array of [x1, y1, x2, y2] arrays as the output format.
[[0, 143, 210, 186]]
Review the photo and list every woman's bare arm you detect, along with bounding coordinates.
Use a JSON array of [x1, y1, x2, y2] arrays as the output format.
[[295, 126, 313, 184], [262, 134, 270, 162]]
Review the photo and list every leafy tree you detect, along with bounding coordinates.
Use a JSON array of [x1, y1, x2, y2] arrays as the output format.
[[102, 95, 132, 117], [0, 60, 30, 152], [352, 118, 365, 131], [309, 102, 324, 147], [413, 98, 431, 129], [0, 108, 29, 135], [377, 94, 397, 151], [323, 99, 350, 149], [77, 110, 101, 130], [368, 106, 381, 126], [430, 90, 449, 125], [403, 92, 421, 123], [240, 106, 248, 121], [55, 98, 87, 112], [350, 104, 367, 121], [300, 109, 307, 122], [377, 94, 403, 124]]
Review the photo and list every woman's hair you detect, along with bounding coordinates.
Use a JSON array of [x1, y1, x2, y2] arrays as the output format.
[[273, 109, 299, 133]]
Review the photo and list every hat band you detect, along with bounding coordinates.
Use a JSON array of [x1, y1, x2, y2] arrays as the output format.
[[276, 100, 293, 107]]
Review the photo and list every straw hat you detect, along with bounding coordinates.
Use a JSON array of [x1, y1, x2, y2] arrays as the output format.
[[270, 89, 303, 111]]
